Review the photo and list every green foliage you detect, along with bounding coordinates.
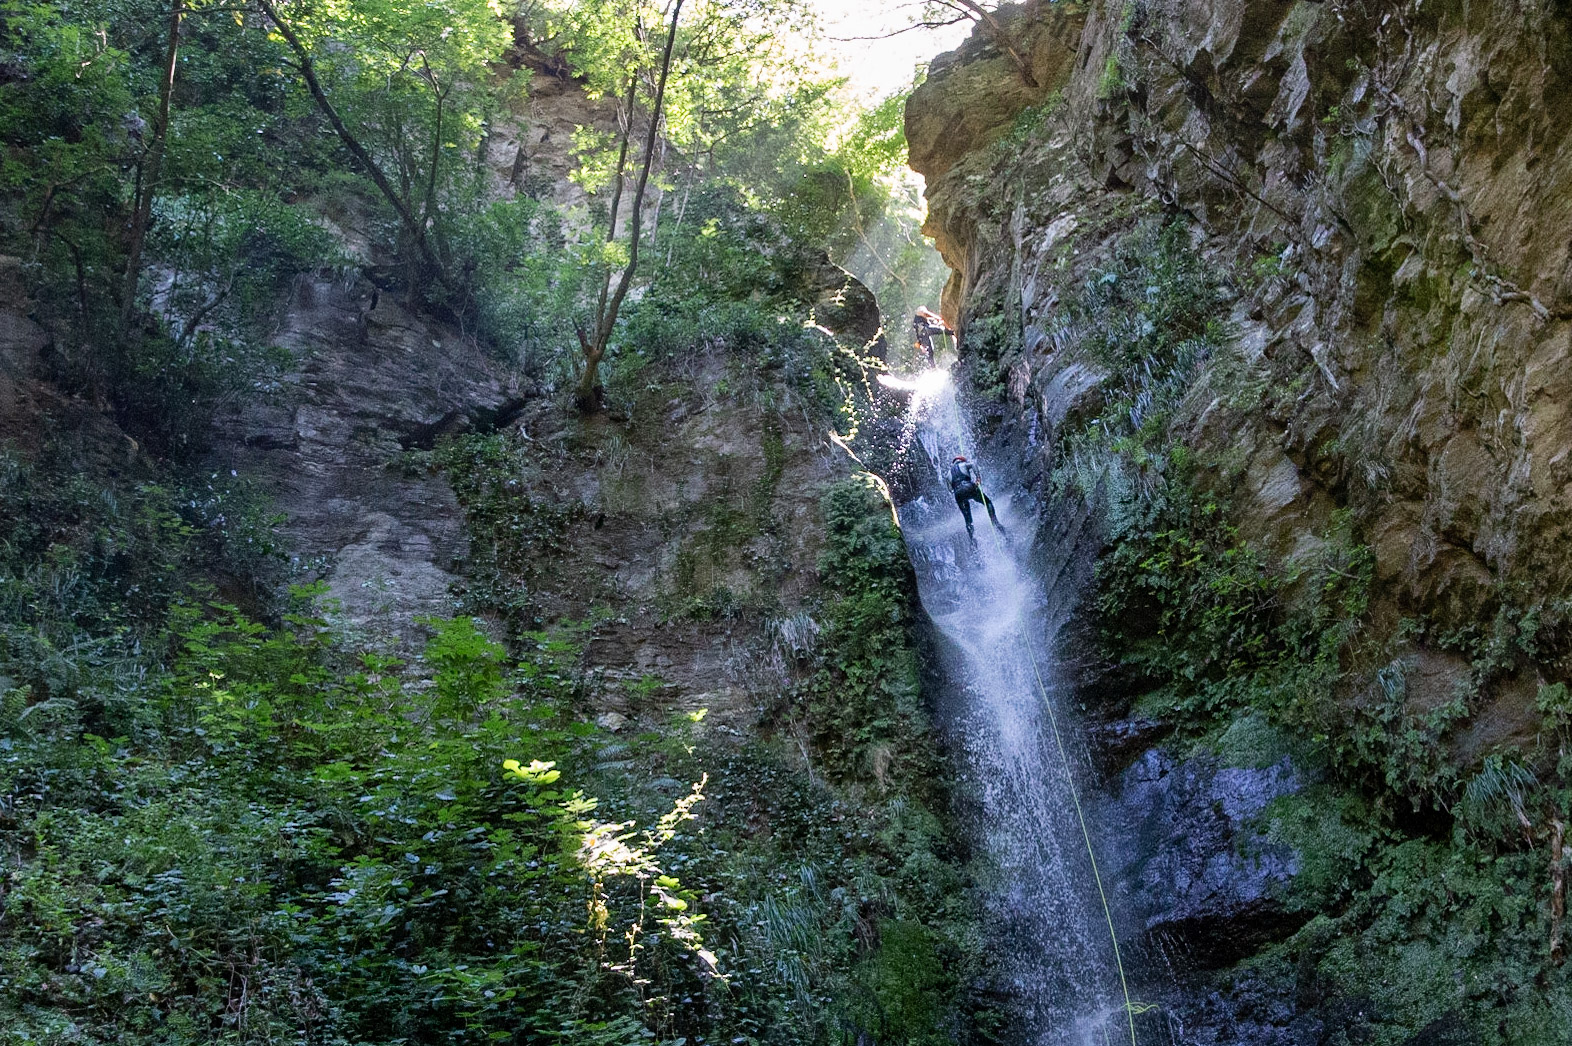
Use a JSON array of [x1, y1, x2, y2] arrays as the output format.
[[0, 6, 990, 1043], [0, 450, 283, 712], [421, 614, 508, 717], [267, 0, 519, 300], [1, 594, 718, 1044], [527, 0, 816, 168], [1283, 835, 1572, 1046], [1068, 221, 1227, 373], [806, 478, 933, 790], [1097, 475, 1280, 689], [0, 449, 987, 1044], [447, 196, 589, 373], [1097, 54, 1126, 99], [0, 0, 923, 429], [1336, 657, 1465, 804], [1263, 786, 1378, 915], [658, 743, 982, 1044], [426, 431, 584, 624], [513, 0, 946, 387], [1537, 681, 1572, 729], [847, 920, 953, 1045], [0, 0, 131, 340], [1458, 754, 1538, 839]]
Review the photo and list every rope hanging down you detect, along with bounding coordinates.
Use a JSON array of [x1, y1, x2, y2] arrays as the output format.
[[1021, 631, 1141, 1046]]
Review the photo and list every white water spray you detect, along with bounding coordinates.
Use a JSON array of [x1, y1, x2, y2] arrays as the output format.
[[892, 368, 1143, 1045]]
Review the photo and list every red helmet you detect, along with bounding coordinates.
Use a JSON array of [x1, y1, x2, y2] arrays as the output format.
[[953, 455, 966, 462]]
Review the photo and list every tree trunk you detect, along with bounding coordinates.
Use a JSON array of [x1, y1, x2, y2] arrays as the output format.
[[121, 0, 182, 327], [257, 0, 450, 303], [950, 0, 1038, 88], [577, 0, 684, 413], [421, 59, 446, 230], [574, 326, 605, 412], [587, 75, 639, 352]]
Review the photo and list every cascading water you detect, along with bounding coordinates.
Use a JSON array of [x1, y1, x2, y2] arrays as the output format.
[[887, 368, 1155, 1045]]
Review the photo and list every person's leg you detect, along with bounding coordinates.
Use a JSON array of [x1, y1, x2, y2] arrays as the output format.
[[982, 491, 1002, 530], [954, 492, 975, 537]]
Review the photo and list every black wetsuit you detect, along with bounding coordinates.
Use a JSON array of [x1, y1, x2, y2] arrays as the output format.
[[913, 315, 947, 363], [949, 461, 1000, 539]]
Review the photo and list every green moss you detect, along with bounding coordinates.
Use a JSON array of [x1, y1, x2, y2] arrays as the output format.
[[849, 920, 952, 1044], [1098, 53, 1126, 99], [806, 478, 932, 788], [429, 431, 582, 623], [1264, 787, 1378, 912], [1213, 712, 1296, 769], [756, 422, 787, 525]]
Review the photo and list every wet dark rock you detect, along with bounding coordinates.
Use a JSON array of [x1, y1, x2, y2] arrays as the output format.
[[1106, 748, 1305, 967], [1168, 970, 1313, 1045], [1088, 714, 1173, 774]]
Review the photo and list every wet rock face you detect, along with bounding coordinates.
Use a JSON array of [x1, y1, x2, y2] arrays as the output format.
[[1168, 973, 1312, 1046], [211, 276, 520, 645], [907, 0, 1572, 627], [1106, 747, 1304, 967]]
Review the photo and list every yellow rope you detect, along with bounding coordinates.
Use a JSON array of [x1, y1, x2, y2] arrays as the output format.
[[1021, 631, 1140, 1046]]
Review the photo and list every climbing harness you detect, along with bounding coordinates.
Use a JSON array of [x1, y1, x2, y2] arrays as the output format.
[[1021, 631, 1141, 1046]]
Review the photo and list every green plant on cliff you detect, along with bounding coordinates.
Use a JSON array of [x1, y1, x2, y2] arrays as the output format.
[[1032, 211, 1572, 1042], [1048, 218, 1230, 527], [692, 474, 983, 1043], [429, 431, 584, 624], [806, 477, 935, 791]]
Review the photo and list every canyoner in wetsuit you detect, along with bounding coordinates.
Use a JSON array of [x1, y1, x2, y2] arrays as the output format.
[[912, 307, 950, 365], [949, 455, 1002, 542]]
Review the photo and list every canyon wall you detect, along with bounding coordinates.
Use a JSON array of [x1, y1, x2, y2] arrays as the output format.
[[908, 1, 1572, 1040]]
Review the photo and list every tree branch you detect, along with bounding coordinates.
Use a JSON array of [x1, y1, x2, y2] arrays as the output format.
[[577, 0, 685, 411], [256, 0, 450, 301]]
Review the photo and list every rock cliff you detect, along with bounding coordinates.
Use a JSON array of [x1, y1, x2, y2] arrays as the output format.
[[913, 0, 1572, 640], [908, 0, 1572, 1039]]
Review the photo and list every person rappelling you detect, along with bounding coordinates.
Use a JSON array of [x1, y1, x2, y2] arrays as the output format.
[[949, 454, 1003, 543], [912, 307, 951, 364]]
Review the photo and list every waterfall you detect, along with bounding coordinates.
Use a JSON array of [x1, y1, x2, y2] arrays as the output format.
[[891, 368, 1153, 1045]]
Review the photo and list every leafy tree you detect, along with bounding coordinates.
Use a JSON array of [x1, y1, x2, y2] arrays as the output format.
[[572, 0, 683, 412], [523, 0, 837, 407], [0, 1, 134, 330], [0, 0, 333, 453], [255, 0, 517, 307]]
